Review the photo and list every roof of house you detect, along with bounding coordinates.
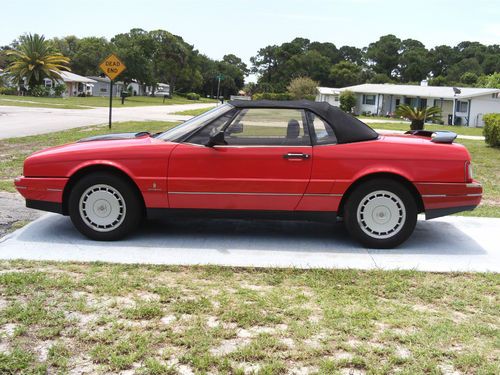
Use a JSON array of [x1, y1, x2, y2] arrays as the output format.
[[339, 83, 500, 99], [317, 87, 341, 95], [87, 76, 124, 85], [58, 71, 97, 83], [228, 99, 378, 144]]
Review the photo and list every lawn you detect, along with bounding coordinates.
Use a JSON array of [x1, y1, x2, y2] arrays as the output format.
[[173, 107, 214, 116], [0, 120, 498, 216], [371, 122, 485, 137], [0, 94, 217, 110], [0, 261, 498, 374]]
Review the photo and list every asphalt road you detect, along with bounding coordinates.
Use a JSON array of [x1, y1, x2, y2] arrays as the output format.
[[0, 103, 216, 139], [0, 214, 498, 272]]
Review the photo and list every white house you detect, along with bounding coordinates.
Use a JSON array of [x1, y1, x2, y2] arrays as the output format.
[[43, 71, 97, 97], [316, 87, 341, 106], [317, 82, 500, 127]]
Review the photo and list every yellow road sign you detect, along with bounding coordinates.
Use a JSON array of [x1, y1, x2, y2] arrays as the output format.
[[99, 53, 126, 80]]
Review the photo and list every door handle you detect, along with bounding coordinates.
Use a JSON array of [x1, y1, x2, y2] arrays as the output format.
[[283, 153, 310, 160]]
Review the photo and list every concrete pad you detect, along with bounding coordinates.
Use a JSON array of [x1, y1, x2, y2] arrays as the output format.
[[0, 214, 498, 272]]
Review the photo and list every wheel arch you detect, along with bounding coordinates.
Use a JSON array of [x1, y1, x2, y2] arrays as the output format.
[[337, 172, 424, 217], [62, 164, 145, 215]]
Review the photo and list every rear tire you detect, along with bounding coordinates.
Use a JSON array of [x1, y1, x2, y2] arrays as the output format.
[[68, 172, 143, 241], [344, 179, 417, 248]]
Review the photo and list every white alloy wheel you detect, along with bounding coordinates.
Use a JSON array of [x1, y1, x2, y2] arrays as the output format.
[[79, 184, 126, 232], [356, 190, 406, 240]]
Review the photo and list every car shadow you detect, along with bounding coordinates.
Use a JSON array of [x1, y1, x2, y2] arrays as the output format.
[[13, 214, 487, 255]]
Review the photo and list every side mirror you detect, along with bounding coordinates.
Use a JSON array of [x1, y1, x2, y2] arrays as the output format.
[[206, 131, 227, 147]]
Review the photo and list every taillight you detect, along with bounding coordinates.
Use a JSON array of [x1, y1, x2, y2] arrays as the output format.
[[465, 161, 473, 182]]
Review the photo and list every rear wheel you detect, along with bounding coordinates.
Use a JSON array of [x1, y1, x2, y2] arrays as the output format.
[[344, 179, 417, 248], [68, 172, 143, 240]]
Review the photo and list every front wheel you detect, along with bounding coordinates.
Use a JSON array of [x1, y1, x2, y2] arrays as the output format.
[[344, 179, 417, 248], [68, 172, 143, 241]]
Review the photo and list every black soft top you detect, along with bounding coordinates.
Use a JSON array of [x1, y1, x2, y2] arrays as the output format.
[[228, 99, 379, 144]]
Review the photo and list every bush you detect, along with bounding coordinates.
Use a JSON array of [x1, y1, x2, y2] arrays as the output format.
[[0, 87, 18, 95], [53, 83, 66, 97], [186, 92, 200, 100], [28, 85, 51, 97], [340, 90, 356, 113], [483, 113, 500, 147], [252, 92, 292, 101], [286, 76, 319, 100]]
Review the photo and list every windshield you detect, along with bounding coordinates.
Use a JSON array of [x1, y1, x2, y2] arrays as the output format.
[[157, 104, 234, 142]]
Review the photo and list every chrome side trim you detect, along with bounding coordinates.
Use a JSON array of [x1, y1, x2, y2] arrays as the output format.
[[466, 193, 482, 197], [422, 194, 447, 198], [169, 191, 302, 196], [422, 193, 482, 198], [47, 188, 63, 192], [168, 191, 342, 197], [16, 186, 27, 190]]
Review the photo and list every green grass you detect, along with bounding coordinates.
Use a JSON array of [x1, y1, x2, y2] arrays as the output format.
[[173, 107, 213, 116], [0, 94, 216, 109], [372, 122, 485, 136], [0, 261, 498, 374]]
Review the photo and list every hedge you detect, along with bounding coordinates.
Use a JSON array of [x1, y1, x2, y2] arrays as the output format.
[[186, 92, 200, 100], [483, 113, 500, 147], [252, 92, 292, 101]]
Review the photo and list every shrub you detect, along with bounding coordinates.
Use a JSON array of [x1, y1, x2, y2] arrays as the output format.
[[186, 92, 200, 100], [340, 90, 356, 113], [0, 87, 18, 95], [483, 113, 500, 147], [286, 76, 319, 100], [28, 85, 51, 97], [252, 92, 292, 101], [53, 83, 66, 97]]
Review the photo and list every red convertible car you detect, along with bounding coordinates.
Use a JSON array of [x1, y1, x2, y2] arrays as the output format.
[[15, 100, 482, 248]]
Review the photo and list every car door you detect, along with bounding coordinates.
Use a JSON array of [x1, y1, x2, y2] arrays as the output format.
[[168, 107, 313, 211]]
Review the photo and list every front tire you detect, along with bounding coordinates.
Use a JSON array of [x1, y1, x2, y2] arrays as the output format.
[[68, 172, 143, 240], [344, 179, 417, 248]]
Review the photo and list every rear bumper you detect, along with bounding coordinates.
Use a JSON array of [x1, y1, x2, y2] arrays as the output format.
[[14, 176, 67, 211], [416, 181, 482, 219]]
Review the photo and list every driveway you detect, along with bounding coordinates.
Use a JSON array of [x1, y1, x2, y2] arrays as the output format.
[[0, 214, 498, 272], [0, 103, 216, 139]]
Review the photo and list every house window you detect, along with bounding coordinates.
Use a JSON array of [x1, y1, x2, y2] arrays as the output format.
[[333, 95, 339, 102], [457, 101, 468, 113], [362, 94, 376, 105], [492, 93, 499, 99]]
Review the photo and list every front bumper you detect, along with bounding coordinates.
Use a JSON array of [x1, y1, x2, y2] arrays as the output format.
[[416, 181, 483, 219], [14, 176, 68, 206]]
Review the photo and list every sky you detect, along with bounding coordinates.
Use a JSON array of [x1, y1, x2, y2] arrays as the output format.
[[1, 0, 499, 80]]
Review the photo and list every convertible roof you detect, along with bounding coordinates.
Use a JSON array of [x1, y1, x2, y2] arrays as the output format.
[[228, 100, 379, 144]]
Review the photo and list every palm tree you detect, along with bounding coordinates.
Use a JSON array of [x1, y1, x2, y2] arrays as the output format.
[[5, 34, 70, 87], [395, 104, 442, 130]]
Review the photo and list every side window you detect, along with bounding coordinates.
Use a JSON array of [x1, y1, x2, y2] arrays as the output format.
[[224, 108, 310, 146], [307, 111, 337, 145], [186, 110, 236, 145]]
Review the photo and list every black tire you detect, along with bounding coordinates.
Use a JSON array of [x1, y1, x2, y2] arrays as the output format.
[[344, 178, 417, 249], [68, 172, 143, 241]]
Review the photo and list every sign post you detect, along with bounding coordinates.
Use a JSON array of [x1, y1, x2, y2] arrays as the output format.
[[99, 53, 126, 129], [216, 74, 224, 104]]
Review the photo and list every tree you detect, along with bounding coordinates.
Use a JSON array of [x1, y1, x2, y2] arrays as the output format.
[[395, 105, 442, 130], [286, 76, 318, 100], [429, 45, 458, 78], [5, 33, 70, 86], [476, 73, 500, 88], [398, 39, 430, 82], [460, 72, 478, 86], [365, 34, 401, 77], [339, 46, 364, 65], [340, 90, 356, 113], [329, 61, 362, 87]]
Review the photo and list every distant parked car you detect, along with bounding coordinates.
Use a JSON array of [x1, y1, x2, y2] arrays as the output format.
[[15, 100, 482, 248]]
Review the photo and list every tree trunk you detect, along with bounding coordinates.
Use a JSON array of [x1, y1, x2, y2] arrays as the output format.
[[411, 119, 424, 130]]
